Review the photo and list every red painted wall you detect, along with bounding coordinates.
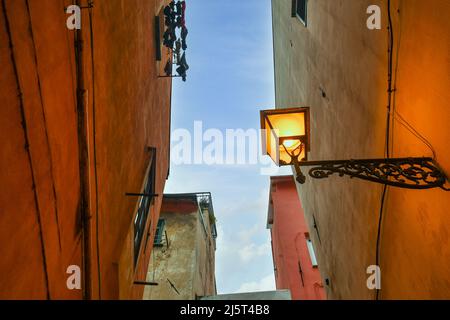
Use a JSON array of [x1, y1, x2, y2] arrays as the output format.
[[268, 176, 326, 300], [161, 198, 199, 214]]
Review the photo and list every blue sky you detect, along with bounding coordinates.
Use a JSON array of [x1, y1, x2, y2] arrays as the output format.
[[164, 0, 291, 294]]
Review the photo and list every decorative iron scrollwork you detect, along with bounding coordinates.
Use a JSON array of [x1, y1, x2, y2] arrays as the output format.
[[298, 157, 447, 190]]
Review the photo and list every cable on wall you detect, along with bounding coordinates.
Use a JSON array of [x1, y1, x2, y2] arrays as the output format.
[[25, 0, 63, 253], [87, 0, 102, 299], [2, 0, 51, 299], [388, 2, 437, 162], [375, 0, 395, 301], [373, 0, 446, 300]]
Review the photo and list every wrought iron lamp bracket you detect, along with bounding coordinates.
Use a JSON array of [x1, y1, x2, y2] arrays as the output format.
[[289, 156, 448, 190]]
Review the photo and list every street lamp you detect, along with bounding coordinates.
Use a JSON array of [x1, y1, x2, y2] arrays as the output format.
[[260, 107, 448, 189]]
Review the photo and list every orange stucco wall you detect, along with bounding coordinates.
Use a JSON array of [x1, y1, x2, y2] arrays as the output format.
[[0, 0, 171, 299]]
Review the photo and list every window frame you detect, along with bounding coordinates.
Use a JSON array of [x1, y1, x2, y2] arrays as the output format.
[[153, 219, 166, 247], [133, 148, 157, 267], [291, 0, 308, 27], [306, 235, 318, 268]]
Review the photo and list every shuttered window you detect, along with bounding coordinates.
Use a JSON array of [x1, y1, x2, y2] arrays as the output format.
[[134, 149, 157, 266]]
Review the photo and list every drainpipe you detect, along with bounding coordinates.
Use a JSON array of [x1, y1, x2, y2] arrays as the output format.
[[74, 0, 92, 300]]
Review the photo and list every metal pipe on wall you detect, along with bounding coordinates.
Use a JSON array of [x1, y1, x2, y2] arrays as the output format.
[[74, 0, 92, 300]]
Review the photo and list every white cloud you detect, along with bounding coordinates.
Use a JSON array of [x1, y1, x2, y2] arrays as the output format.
[[237, 223, 259, 244], [238, 242, 271, 264], [235, 274, 275, 293]]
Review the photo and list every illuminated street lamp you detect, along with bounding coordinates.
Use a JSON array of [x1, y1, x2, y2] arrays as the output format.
[[260, 107, 448, 189]]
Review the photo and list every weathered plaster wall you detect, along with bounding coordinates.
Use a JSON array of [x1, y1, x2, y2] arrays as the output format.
[[143, 199, 216, 300], [193, 206, 217, 297], [272, 0, 450, 299], [144, 211, 197, 300]]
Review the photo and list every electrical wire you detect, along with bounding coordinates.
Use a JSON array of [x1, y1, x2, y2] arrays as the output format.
[[87, 0, 102, 299], [375, 0, 449, 299], [388, 0, 437, 162], [375, 0, 395, 301], [62, 0, 78, 116], [375, 184, 387, 300], [385, 0, 394, 160], [2, 0, 51, 299], [26, 0, 63, 252], [393, 111, 437, 160]]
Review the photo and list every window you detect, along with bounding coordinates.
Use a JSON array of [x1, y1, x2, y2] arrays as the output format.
[[306, 236, 318, 267], [292, 0, 308, 26], [153, 219, 166, 247], [134, 149, 157, 266]]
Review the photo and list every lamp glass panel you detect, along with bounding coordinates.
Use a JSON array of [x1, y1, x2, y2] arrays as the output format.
[[267, 112, 306, 138], [265, 118, 279, 165], [261, 108, 309, 166]]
